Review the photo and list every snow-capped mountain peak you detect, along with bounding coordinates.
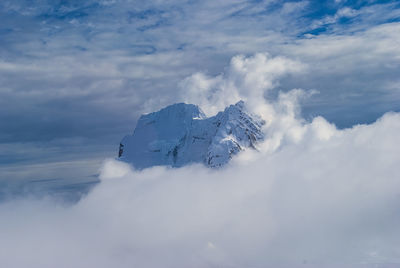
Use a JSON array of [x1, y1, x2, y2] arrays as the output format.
[[119, 101, 265, 169]]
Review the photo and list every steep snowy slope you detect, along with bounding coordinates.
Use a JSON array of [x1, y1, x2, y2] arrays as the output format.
[[119, 101, 265, 168]]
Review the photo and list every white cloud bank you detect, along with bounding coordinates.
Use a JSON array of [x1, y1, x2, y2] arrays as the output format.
[[1, 54, 400, 268], [180, 53, 305, 116]]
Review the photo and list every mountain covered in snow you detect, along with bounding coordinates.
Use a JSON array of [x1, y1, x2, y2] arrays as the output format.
[[118, 101, 265, 169]]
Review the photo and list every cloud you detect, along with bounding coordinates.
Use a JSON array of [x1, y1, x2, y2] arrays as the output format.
[[280, 22, 400, 127], [0, 0, 400, 245], [179, 53, 305, 116], [1, 49, 400, 267], [1, 108, 400, 267], [1, 1, 398, 149]]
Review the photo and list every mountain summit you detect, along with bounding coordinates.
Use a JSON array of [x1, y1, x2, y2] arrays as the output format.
[[118, 101, 265, 169]]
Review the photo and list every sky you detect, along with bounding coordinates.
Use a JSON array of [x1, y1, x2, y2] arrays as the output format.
[[0, 0, 400, 187], [1, 0, 400, 267]]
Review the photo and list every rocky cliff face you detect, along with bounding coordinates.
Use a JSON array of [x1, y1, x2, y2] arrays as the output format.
[[119, 101, 265, 169]]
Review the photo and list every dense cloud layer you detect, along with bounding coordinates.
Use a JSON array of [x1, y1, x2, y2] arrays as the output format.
[[1, 52, 400, 266], [1, 108, 400, 268]]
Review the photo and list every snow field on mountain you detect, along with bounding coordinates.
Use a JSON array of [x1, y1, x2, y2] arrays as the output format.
[[119, 100, 265, 168]]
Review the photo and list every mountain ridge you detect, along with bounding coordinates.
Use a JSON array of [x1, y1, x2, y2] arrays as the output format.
[[118, 101, 265, 169]]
